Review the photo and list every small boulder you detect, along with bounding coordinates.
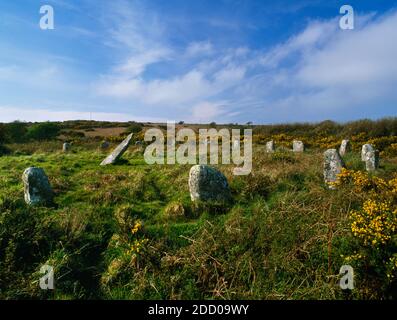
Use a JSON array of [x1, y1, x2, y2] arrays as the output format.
[[292, 140, 304, 152], [323, 149, 345, 189], [100, 133, 133, 166], [22, 167, 53, 206], [100, 141, 110, 150], [63, 142, 71, 152], [339, 140, 351, 156], [188, 165, 232, 202], [266, 140, 275, 153]]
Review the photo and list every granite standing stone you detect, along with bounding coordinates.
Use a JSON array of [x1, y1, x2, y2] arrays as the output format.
[[266, 140, 275, 153], [293, 140, 304, 152], [339, 140, 351, 156], [365, 149, 379, 171], [361, 144, 374, 161], [188, 165, 232, 202], [100, 141, 110, 150], [100, 133, 133, 166], [63, 142, 71, 152], [324, 149, 345, 189], [22, 167, 53, 206]]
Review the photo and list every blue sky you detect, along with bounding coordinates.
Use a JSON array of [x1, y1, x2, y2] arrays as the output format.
[[0, 0, 396, 123]]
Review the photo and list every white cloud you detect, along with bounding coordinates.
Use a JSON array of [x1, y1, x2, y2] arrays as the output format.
[[0, 106, 166, 123], [185, 41, 214, 57]]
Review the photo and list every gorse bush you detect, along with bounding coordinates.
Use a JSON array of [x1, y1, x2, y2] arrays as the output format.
[[334, 169, 397, 298], [26, 122, 61, 141]]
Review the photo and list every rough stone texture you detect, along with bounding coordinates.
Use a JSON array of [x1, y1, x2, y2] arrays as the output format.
[[361, 144, 374, 161], [339, 140, 351, 156], [292, 140, 304, 152], [100, 141, 110, 150], [100, 133, 133, 166], [365, 149, 380, 171], [63, 142, 71, 152], [22, 167, 53, 206], [188, 165, 232, 202], [266, 140, 275, 153], [323, 149, 345, 189]]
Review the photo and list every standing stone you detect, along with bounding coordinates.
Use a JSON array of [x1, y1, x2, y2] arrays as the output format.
[[323, 149, 345, 189], [292, 140, 304, 152], [62, 142, 71, 152], [22, 167, 53, 206], [365, 149, 379, 171], [266, 140, 275, 153], [100, 133, 133, 166], [339, 140, 351, 156], [100, 141, 110, 150], [189, 165, 232, 202], [361, 144, 374, 161]]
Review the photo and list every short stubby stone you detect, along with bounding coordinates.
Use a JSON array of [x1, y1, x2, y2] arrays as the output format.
[[365, 149, 379, 171], [100, 141, 110, 150], [323, 149, 345, 189], [339, 140, 351, 156], [266, 140, 275, 153], [100, 133, 133, 166], [22, 167, 53, 206], [361, 144, 374, 161], [188, 165, 232, 203], [292, 140, 304, 152], [63, 142, 71, 152]]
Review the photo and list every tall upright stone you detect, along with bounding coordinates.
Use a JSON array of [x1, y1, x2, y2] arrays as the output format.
[[361, 144, 374, 161], [365, 149, 379, 171], [323, 149, 345, 189], [339, 140, 351, 156], [63, 142, 71, 152], [266, 140, 275, 153], [22, 167, 53, 206], [188, 165, 232, 202], [100, 133, 133, 166], [293, 140, 304, 152]]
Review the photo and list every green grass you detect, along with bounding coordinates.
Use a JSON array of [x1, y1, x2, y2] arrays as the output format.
[[0, 143, 396, 300]]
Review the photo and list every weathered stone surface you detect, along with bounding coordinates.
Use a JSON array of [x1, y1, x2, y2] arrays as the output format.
[[266, 140, 275, 153], [100, 141, 110, 150], [365, 149, 379, 171], [292, 140, 304, 152], [100, 133, 133, 166], [339, 139, 351, 156], [323, 149, 345, 189], [63, 142, 71, 152], [22, 167, 53, 206], [188, 165, 232, 202], [361, 144, 374, 161]]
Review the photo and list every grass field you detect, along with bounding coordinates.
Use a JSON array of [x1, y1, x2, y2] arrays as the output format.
[[0, 127, 397, 300]]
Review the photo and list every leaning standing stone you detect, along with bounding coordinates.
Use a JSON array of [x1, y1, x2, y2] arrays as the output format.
[[22, 167, 53, 206], [100, 133, 133, 166], [339, 140, 351, 156], [266, 140, 275, 153], [189, 165, 232, 202], [324, 149, 345, 189], [361, 144, 374, 161], [365, 149, 379, 171], [63, 142, 71, 152], [293, 140, 304, 152]]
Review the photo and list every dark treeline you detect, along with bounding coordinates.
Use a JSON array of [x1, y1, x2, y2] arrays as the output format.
[[253, 118, 397, 137]]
